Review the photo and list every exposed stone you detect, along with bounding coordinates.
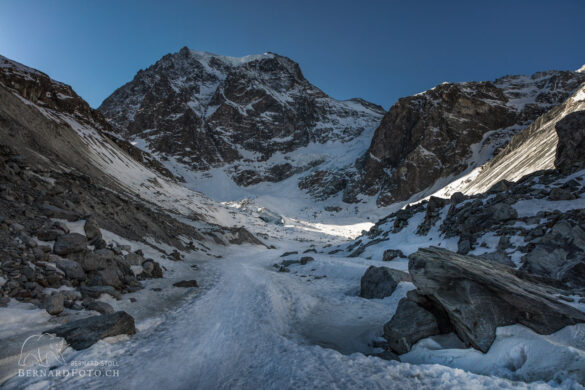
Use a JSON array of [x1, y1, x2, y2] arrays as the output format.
[[84, 215, 102, 242], [38, 204, 80, 221], [45, 311, 136, 350], [83, 300, 115, 315], [383, 298, 441, 354], [280, 251, 298, 257], [173, 280, 198, 288], [80, 285, 121, 300], [555, 110, 585, 173], [489, 203, 518, 222], [549, 187, 576, 201], [78, 249, 113, 272], [122, 252, 145, 267], [141, 259, 163, 278], [45, 293, 65, 315], [450, 192, 466, 205], [383, 249, 406, 261], [409, 247, 585, 352], [53, 257, 86, 281], [360, 266, 398, 299], [300, 256, 314, 265], [37, 224, 66, 241], [53, 233, 87, 255], [93, 267, 123, 289]]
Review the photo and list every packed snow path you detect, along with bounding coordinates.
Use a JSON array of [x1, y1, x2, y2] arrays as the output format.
[[4, 246, 552, 389]]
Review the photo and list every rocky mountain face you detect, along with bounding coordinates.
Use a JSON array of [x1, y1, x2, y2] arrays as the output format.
[[99, 47, 384, 186], [307, 70, 585, 205], [433, 82, 585, 198], [0, 55, 263, 333], [100, 49, 585, 210], [346, 106, 585, 363], [0, 56, 178, 182]]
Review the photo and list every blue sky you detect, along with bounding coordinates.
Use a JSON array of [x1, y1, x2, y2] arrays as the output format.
[[1, 0, 584, 109]]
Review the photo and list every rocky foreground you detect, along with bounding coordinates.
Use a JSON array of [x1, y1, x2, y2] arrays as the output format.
[[348, 110, 585, 373], [0, 55, 266, 356]]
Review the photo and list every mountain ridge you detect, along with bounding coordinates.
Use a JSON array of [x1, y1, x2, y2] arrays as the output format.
[[98, 47, 384, 187]]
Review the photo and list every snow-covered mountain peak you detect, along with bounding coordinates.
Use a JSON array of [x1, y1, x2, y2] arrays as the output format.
[[181, 47, 275, 66], [99, 48, 384, 191], [577, 64, 585, 73]]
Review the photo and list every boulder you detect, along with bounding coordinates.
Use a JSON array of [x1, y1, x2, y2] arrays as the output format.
[[93, 239, 107, 250], [383, 298, 441, 354], [383, 249, 406, 261], [80, 285, 121, 300], [479, 250, 515, 267], [45, 311, 136, 350], [84, 216, 102, 242], [457, 239, 472, 255], [360, 266, 398, 299], [83, 300, 115, 315], [141, 259, 163, 278], [53, 233, 87, 255], [409, 247, 585, 352], [489, 203, 518, 222], [450, 192, 466, 205], [94, 267, 124, 289], [122, 252, 145, 266], [38, 204, 80, 221], [45, 293, 65, 315], [78, 249, 114, 272], [37, 226, 65, 241], [173, 280, 198, 288], [522, 220, 585, 286], [549, 187, 576, 201], [53, 257, 86, 281], [169, 250, 182, 261], [552, 220, 585, 248], [300, 256, 314, 265]]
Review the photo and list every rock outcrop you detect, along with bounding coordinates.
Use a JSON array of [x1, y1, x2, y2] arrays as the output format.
[[358, 71, 585, 205], [359, 266, 399, 299], [383, 298, 441, 354], [555, 110, 585, 173], [46, 311, 136, 350], [304, 71, 585, 205], [407, 247, 585, 353]]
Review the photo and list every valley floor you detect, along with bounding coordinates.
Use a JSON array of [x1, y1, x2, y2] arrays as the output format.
[[3, 230, 582, 389]]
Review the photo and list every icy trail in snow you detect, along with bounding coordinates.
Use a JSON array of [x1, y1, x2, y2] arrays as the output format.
[[4, 245, 553, 390]]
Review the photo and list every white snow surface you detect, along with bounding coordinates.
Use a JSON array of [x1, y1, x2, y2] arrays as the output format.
[[4, 241, 576, 389]]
